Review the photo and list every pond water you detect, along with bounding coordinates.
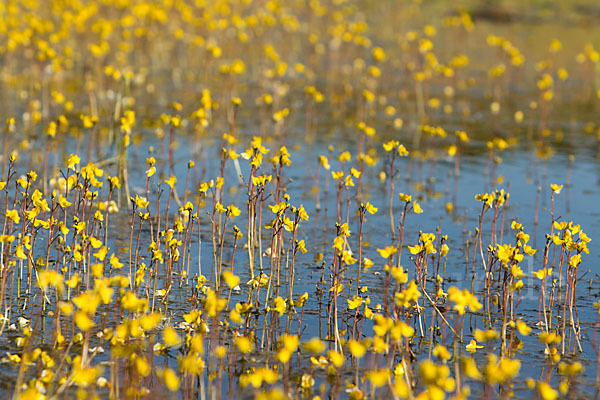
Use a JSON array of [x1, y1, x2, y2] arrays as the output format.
[[1, 0, 600, 398]]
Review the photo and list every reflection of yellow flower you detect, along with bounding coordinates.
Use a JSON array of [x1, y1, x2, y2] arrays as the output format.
[[466, 339, 483, 353]]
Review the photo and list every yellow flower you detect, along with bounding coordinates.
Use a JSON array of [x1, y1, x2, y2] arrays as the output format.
[[348, 340, 367, 358], [344, 175, 354, 187], [140, 313, 161, 331], [517, 320, 531, 336], [398, 193, 412, 202], [377, 246, 397, 258], [46, 121, 57, 137], [296, 240, 307, 254], [395, 281, 421, 308], [58, 195, 71, 208], [319, 155, 330, 170], [163, 327, 180, 346], [67, 154, 80, 170], [462, 357, 482, 379], [311, 355, 329, 368], [294, 292, 308, 308], [538, 382, 558, 400], [165, 176, 177, 189], [110, 254, 124, 269], [372, 46, 386, 62], [301, 374, 315, 389], [342, 250, 356, 265], [332, 170, 344, 180], [448, 287, 482, 315], [252, 174, 272, 187], [557, 361, 583, 376], [474, 329, 499, 342], [73, 292, 100, 315], [71, 361, 101, 387], [37, 270, 63, 291], [222, 270, 240, 288], [326, 350, 343, 367], [135, 357, 151, 377], [338, 151, 351, 163], [274, 296, 289, 314], [162, 367, 180, 391], [81, 114, 98, 128], [484, 355, 520, 384], [234, 336, 253, 354], [533, 267, 552, 279], [413, 202, 423, 214], [391, 266, 408, 284], [121, 291, 148, 312], [276, 346, 293, 364], [433, 345, 451, 361], [475, 193, 493, 207], [362, 202, 377, 214], [383, 140, 399, 152], [89, 236, 102, 249], [5, 209, 20, 224], [448, 145, 457, 157], [135, 195, 149, 209], [268, 201, 287, 214], [109, 176, 121, 189], [368, 369, 390, 388], [215, 202, 226, 214], [347, 296, 363, 310], [226, 204, 241, 217], [240, 367, 278, 388], [303, 337, 326, 354], [408, 244, 423, 254], [440, 243, 449, 257], [539, 332, 561, 345], [550, 184, 563, 194], [397, 144, 409, 156], [74, 311, 94, 331], [278, 146, 291, 166], [332, 236, 344, 251]]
